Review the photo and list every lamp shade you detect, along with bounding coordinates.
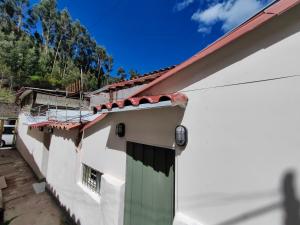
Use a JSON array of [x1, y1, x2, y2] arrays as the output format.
[[116, 123, 125, 137], [175, 125, 187, 146]]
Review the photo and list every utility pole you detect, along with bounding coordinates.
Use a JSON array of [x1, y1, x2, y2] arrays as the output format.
[[79, 68, 83, 124]]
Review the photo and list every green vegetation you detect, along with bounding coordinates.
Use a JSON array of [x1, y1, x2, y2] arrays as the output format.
[[0, 88, 14, 103], [0, 0, 133, 91], [0, 216, 18, 225]]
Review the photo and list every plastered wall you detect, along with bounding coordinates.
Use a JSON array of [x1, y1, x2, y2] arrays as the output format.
[[16, 113, 48, 179], [137, 5, 300, 225], [15, 5, 300, 225]]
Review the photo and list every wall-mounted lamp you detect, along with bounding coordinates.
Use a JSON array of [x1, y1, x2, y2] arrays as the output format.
[[175, 125, 188, 147], [116, 123, 125, 137]]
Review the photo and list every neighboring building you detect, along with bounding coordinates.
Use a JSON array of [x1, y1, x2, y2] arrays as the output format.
[[15, 1, 300, 225], [0, 102, 18, 145], [16, 87, 88, 110]]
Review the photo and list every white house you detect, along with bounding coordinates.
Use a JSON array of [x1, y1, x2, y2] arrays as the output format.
[[16, 0, 300, 225]]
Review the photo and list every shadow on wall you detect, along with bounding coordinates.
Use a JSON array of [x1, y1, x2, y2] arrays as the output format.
[[47, 184, 81, 225], [26, 127, 52, 178], [127, 142, 175, 177], [16, 131, 44, 180], [83, 107, 186, 154], [214, 170, 300, 225], [283, 171, 300, 225], [107, 107, 185, 152]]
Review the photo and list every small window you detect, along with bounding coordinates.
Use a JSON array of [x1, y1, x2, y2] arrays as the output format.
[[82, 164, 102, 194]]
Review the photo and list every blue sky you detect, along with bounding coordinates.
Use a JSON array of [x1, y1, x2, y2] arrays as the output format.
[[31, 0, 274, 75]]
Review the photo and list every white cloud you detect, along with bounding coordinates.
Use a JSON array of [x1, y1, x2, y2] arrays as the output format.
[[192, 3, 225, 25], [174, 0, 195, 12], [197, 26, 212, 34], [191, 0, 271, 33]]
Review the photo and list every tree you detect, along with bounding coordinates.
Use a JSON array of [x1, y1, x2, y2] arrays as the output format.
[[117, 67, 126, 80], [129, 69, 139, 80], [0, 0, 136, 91], [0, 0, 29, 33], [51, 9, 71, 75], [31, 0, 57, 54]]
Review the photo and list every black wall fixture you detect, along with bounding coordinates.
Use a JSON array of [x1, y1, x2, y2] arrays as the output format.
[[175, 125, 188, 146], [116, 123, 125, 137]]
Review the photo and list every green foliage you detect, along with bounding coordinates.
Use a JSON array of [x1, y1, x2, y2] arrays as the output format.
[[129, 69, 139, 80], [0, 88, 15, 103], [0, 216, 18, 225], [0, 0, 129, 91], [117, 67, 126, 80]]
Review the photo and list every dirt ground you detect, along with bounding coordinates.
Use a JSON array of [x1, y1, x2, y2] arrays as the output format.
[[0, 148, 72, 225]]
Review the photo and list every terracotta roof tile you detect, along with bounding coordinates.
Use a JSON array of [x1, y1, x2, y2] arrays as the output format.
[[81, 113, 108, 132], [29, 121, 83, 130], [93, 92, 188, 112], [105, 66, 176, 91]]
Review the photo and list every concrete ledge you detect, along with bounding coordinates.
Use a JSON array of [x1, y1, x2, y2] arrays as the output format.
[[0, 176, 7, 190], [0, 190, 3, 224], [173, 212, 203, 225], [0, 176, 6, 224]]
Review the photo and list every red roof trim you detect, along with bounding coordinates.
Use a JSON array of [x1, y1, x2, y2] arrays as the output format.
[[131, 0, 300, 97], [81, 113, 108, 132], [29, 121, 53, 128], [94, 92, 188, 112], [48, 122, 82, 130], [29, 121, 83, 130]]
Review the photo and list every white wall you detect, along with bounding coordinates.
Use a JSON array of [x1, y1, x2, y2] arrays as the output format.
[[46, 129, 105, 225], [137, 5, 300, 225], [15, 5, 300, 225], [82, 106, 184, 181], [176, 77, 300, 225], [16, 106, 183, 225], [16, 113, 48, 179]]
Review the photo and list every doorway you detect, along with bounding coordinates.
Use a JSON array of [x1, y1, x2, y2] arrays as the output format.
[[124, 142, 175, 225]]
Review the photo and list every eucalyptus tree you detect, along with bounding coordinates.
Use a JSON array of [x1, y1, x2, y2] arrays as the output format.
[[31, 0, 58, 54], [0, 0, 122, 91], [0, 0, 29, 33], [15, 0, 29, 32], [129, 69, 139, 80], [117, 67, 126, 80], [51, 9, 71, 75]]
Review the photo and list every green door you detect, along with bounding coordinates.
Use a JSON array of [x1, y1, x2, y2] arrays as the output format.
[[124, 142, 175, 225]]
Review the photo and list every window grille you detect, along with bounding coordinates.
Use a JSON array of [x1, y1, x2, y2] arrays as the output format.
[[82, 164, 102, 194]]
